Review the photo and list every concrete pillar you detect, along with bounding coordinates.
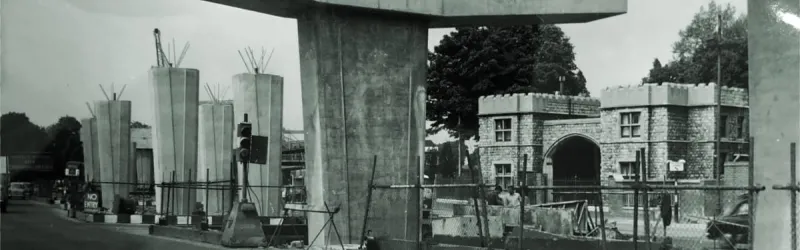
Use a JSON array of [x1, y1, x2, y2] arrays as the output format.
[[197, 103, 235, 215], [297, 8, 427, 245], [135, 149, 154, 186], [149, 67, 200, 216], [94, 100, 133, 210], [80, 117, 99, 183], [749, 0, 800, 248], [232, 73, 283, 216]]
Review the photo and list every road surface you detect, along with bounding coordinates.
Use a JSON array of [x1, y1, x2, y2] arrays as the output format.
[[611, 217, 737, 249], [1, 200, 228, 250]]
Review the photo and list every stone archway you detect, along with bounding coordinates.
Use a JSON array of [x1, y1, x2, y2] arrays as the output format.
[[543, 134, 602, 204]]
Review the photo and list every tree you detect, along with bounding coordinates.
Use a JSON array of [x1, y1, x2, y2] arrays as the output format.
[[643, 1, 747, 88], [427, 25, 587, 140], [435, 140, 469, 177], [45, 116, 83, 178], [0, 112, 48, 155], [131, 121, 151, 129]]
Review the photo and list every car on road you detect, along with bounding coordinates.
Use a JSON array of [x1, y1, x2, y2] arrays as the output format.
[[706, 193, 750, 244], [0, 173, 8, 213], [9, 182, 31, 200]]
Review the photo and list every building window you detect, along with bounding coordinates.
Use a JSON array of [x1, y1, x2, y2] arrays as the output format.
[[494, 118, 512, 142], [720, 115, 728, 137], [715, 153, 728, 179], [619, 162, 640, 181], [494, 164, 513, 187], [620, 112, 641, 138], [737, 116, 746, 138]]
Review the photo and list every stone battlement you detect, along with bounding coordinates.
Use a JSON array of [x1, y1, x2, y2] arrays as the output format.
[[600, 82, 748, 108], [478, 92, 600, 117]]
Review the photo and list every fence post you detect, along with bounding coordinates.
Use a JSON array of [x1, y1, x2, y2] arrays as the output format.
[[633, 150, 641, 250], [416, 156, 423, 250], [748, 137, 755, 250], [358, 156, 378, 250], [206, 168, 210, 216], [170, 171, 177, 216], [518, 154, 528, 250], [641, 148, 651, 249], [187, 169, 192, 216], [467, 156, 488, 248]]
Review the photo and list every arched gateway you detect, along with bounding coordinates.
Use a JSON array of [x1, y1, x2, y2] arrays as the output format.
[[543, 133, 602, 204]]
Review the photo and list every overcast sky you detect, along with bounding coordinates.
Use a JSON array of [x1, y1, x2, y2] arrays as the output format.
[[0, 0, 746, 143]]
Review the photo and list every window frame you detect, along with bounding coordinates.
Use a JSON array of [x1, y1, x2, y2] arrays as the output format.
[[494, 118, 513, 142], [494, 163, 514, 187], [620, 112, 642, 138], [619, 161, 641, 181], [720, 115, 729, 138], [737, 116, 746, 138]]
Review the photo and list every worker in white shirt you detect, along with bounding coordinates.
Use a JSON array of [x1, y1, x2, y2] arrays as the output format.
[[502, 186, 522, 236]]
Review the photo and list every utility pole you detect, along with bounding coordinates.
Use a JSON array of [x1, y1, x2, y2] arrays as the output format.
[[714, 13, 724, 215], [457, 116, 462, 177]]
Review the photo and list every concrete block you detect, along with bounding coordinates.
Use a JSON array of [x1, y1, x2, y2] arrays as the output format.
[[80, 117, 100, 183], [431, 216, 503, 238], [94, 100, 133, 210], [197, 103, 234, 215], [149, 67, 200, 216]]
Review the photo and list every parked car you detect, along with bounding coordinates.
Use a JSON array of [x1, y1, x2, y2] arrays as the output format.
[[0, 173, 9, 213], [706, 193, 750, 244], [8, 182, 31, 200]]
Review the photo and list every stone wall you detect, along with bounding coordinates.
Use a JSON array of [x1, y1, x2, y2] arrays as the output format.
[[477, 83, 750, 210], [478, 92, 601, 185]]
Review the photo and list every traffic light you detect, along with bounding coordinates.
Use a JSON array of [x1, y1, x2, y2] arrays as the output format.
[[237, 122, 252, 163]]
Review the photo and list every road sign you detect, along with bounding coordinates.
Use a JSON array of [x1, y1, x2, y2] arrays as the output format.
[[65, 168, 80, 177], [84, 191, 100, 213]]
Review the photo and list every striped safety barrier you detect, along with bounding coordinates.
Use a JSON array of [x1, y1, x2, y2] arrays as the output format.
[[72, 212, 286, 226]]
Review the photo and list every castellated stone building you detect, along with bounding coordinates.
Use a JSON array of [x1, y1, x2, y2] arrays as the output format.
[[478, 82, 749, 205]]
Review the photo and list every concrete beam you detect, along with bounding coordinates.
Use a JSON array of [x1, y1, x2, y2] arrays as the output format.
[[197, 103, 235, 215], [202, 0, 626, 27], [749, 0, 800, 249], [150, 67, 201, 216], [232, 73, 284, 216]]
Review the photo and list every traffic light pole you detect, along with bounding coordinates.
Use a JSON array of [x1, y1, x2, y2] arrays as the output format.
[[242, 161, 249, 202]]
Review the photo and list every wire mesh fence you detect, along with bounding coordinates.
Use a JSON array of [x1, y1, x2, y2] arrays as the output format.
[[365, 153, 763, 250]]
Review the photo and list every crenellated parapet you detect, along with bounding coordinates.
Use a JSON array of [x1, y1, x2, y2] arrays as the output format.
[[478, 92, 601, 117], [600, 82, 748, 109]]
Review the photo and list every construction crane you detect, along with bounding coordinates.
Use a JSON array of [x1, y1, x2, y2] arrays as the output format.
[[153, 28, 166, 67]]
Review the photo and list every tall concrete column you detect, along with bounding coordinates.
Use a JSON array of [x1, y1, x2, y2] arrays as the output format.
[[94, 100, 133, 210], [749, 1, 800, 248], [197, 103, 234, 215], [149, 67, 200, 216], [232, 73, 283, 216], [80, 117, 100, 183], [298, 8, 427, 245]]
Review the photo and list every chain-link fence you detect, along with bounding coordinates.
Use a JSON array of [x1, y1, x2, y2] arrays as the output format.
[[365, 153, 763, 250]]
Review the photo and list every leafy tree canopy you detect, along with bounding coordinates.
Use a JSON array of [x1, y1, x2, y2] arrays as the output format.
[[131, 121, 151, 129], [642, 1, 747, 88], [435, 140, 470, 178], [427, 25, 587, 140], [0, 112, 49, 155]]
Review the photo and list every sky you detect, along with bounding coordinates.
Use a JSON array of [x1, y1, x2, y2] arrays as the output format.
[[0, 0, 746, 145]]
